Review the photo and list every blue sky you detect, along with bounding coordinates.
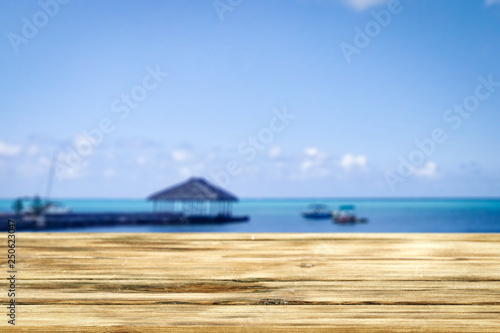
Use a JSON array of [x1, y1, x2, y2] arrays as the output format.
[[1, 0, 500, 198]]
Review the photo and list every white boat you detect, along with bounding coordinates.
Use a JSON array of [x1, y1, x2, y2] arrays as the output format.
[[332, 205, 368, 223]]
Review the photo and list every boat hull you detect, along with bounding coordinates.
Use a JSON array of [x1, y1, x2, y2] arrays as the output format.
[[302, 212, 332, 219]]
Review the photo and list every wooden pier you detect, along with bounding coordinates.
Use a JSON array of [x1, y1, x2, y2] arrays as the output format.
[[0, 212, 249, 231], [2, 233, 500, 332]]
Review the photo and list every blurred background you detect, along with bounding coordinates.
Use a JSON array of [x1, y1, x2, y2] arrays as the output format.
[[1, 0, 499, 232]]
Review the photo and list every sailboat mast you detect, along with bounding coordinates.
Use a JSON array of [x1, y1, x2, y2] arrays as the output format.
[[45, 151, 58, 200]]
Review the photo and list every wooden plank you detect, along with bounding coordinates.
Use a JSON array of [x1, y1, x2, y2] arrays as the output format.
[[2, 233, 500, 332]]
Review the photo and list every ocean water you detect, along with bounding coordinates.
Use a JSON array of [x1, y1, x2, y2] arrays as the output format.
[[1, 198, 499, 233]]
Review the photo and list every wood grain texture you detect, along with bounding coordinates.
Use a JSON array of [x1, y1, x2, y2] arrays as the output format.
[[2, 233, 500, 332]]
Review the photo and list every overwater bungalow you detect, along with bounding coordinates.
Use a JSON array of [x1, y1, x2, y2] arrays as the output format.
[[147, 177, 249, 223]]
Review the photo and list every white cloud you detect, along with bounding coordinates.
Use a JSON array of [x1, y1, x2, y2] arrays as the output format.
[[14, 157, 50, 178], [55, 161, 89, 179], [300, 159, 314, 171], [301, 147, 326, 171], [295, 147, 329, 179], [48, 134, 96, 180], [103, 168, 115, 178], [268, 146, 281, 159], [342, 0, 388, 11], [0, 141, 21, 156], [339, 154, 367, 171], [171, 149, 192, 162], [178, 166, 192, 178], [27, 145, 39, 156], [38, 155, 51, 166], [71, 134, 99, 157], [177, 163, 205, 178], [304, 147, 319, 157], [414, 161, 437, 178], [53, 150, 90, 180], [486, 0, 500, 5]]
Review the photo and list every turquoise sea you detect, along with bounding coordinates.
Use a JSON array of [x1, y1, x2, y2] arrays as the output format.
[[1, 198, 500, 233]]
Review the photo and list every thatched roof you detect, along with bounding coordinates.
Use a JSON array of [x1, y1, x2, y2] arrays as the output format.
[[147, 177, 238, 202]]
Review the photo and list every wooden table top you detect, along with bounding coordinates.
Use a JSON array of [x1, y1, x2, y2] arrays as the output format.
[[2, 233, 500, 332]]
